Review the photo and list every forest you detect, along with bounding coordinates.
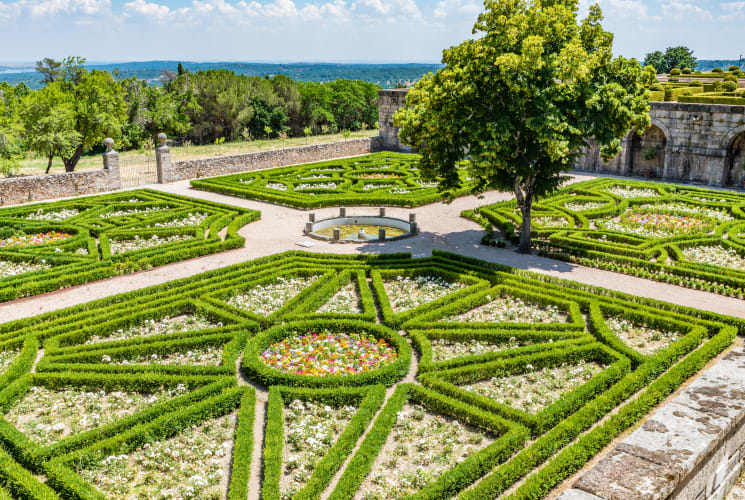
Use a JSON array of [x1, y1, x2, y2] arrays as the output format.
[[0, 58, 381, 172]]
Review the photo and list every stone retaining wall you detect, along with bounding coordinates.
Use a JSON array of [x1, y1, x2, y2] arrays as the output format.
[[558, 346, 745, 500], [0, 169, 117, 207], [169, 137, 383, 181]]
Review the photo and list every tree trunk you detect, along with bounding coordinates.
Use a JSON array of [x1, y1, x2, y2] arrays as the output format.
[[45, 154, 53, 174], [514, 175, 536, 254], [62, 145, 83, 172]]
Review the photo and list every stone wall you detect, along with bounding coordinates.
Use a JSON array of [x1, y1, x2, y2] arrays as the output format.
[[378, 89, 745, 188], [558, 347, 745, 500], [169, 137, 383, 181], [378, 89, 415, 152], [577, 102, 745, 187], [0, 169, 118, 207]]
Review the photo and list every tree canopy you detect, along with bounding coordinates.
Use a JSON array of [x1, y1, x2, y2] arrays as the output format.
[[643, 46, 697, 74], [394, 0, 651, 253]]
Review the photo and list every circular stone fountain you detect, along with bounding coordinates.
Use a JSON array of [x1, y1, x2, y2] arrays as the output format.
[[304, 209, 418, 243]]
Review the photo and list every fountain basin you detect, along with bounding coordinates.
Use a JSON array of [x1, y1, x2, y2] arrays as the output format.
[[305, 216, 417, 243]]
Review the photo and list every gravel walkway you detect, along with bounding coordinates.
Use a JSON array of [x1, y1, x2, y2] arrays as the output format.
[[0, 172, 743, 322]]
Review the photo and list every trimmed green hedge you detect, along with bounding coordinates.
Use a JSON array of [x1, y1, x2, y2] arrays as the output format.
[[464, 178, 745, 298], [0, 250, 739, 499], [0, 189, 260, 303], [190, 152, 476, 209]]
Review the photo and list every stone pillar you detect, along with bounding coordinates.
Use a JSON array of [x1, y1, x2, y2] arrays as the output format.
[[409, 213, 416, 223], [379, 207, 386, 217], [305, 222, 313, 234], [333, 228, 341, 241], [409, 222, 418, 235], [339, 207, 346, 217], [155, 133, 175, 184], [309, 213, 316, 223], [102, 138, 122, 190], [378, 228, 386, 241]]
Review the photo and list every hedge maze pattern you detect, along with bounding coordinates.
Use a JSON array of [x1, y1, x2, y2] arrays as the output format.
[[0, 189, 259, 303], [465, 178, 745, 298], [190, 152, 474, 209], [0, 250, 738, 499]]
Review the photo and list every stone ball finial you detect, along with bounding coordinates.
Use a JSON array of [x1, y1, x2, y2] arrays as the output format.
[[157, 133, 167, 147], [104, 138, 115, 152]]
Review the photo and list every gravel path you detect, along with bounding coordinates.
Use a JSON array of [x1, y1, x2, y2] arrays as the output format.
[[0, 172, 742, 322]]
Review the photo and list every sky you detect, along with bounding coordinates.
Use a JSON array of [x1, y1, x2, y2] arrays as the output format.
[[0, 0, 743, 63]]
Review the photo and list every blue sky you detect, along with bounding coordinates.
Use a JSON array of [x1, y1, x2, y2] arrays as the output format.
[[0, 0, 743, 63]]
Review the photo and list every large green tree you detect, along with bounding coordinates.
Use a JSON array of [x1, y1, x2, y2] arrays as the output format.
[[394, 0, 650, 253], [643, 46, 697, 73], [19, 83, 81, 173]]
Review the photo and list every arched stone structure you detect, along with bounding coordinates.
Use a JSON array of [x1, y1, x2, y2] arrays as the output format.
[[630, 125, 667, 178], [377, 90, 745, 188]]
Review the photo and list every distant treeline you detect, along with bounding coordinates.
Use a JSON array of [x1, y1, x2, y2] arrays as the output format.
[[0, 61, 442, 90], [0, 58, 381, 172]]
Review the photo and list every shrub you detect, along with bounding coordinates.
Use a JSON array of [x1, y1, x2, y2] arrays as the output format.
[[682, 67, 692, 74], [669, 68, 681, 76], [650, 83, 663, 91], [712, 67, 724, 73], [729, 65, 740, 72], [723, 81, 738, 92]]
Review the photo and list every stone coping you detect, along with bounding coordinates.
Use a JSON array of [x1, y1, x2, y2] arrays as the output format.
[[558, 346, 745, 500]]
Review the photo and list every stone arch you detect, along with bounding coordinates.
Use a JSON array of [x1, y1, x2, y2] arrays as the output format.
[[630, 124, 668, 178], [723, 126, 745, 186]]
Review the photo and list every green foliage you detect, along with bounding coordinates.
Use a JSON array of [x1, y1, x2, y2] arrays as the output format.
[[0, 189, 258, 303], [464, 178, 745, 298], [713, 67, 724, 73], [729, 65, 740, 72], [643, 46, 697, 73], [191, 152, 476, 209], [723, 80, 738, 92], [669, 68, 681, 76], [0, 250, 739, 498], [682, 67, 692, 74], [394, 1, 650, 253]]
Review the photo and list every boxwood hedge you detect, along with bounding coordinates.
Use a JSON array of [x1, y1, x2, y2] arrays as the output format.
[[0, 250, 738, 498], [464, 178, 745, 298], [0, 189, 260, 303], [190, 152, 475, 209]]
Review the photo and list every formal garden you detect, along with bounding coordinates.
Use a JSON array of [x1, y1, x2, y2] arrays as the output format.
[[0, 250, 738, 500], [0, 190, 258, 302], [190, 153, 474, 209], [464, 178, 745, 298]]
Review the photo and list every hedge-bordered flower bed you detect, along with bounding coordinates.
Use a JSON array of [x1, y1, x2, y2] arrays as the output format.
[[190, 152, 476, 209], [0, 250, 738, 499], [464, 178, 745, 297], [0, 189, 260, 303]]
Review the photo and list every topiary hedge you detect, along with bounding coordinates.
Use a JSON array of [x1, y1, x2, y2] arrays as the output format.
[[0, 189, 260, 303], [190, 152, 476, 209], [0, 250, 738, 498]]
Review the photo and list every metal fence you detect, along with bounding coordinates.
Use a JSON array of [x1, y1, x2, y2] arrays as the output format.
[[120, 157, 158, 188]]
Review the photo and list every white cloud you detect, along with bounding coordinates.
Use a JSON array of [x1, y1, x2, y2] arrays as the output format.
[[720, 1, 745, 20], [660, 0, 712, 20], [433, 0, 479, 19], [0, 0, 109, 20]]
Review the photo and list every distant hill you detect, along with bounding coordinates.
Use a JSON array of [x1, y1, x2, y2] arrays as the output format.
[[696, 60, 743, 71], [0, 61, 443, 89]]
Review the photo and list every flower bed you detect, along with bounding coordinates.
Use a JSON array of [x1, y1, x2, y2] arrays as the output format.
[[383, 275, 465, 312], [0, 251, 739, 500], [5, 384, 188, 446], [460, 361, 605, 415], [78, 412, 236, 499], [465, 178, 745, 297], [227, 276, 320, 316], [190, 152, 475, 209], [108, 234, 194, 254], [0, 232, 72, 248], [0, 189, 259, 304], [317, 282, 362, 314], [445, 295, 567, 324], [261, 332, 397, 376]]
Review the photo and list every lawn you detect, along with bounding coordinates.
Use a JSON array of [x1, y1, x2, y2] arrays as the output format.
[[12, 130, 379, 177], [465, 178, 745, 298], [0, 250, 737, 499]]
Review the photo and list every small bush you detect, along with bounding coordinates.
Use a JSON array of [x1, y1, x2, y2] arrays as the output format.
[[669, 68, 681, 76], [650, 83, 663, 91], [712, 67, 724, 73], [723, 81, 738, 92], [682, 67, 692, 74], [729, 65, 740, 72]]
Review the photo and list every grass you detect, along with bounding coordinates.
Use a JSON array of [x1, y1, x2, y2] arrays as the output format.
[[13, 130, 379, 177]]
